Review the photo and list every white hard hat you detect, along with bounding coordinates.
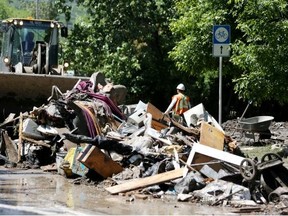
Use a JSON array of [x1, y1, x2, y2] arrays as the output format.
[[176, 83, 185, 91]]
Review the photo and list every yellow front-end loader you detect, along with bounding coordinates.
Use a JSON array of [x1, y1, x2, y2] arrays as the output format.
[[0, 18, 88, 119]]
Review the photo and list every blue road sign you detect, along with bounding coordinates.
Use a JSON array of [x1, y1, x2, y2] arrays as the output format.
[[213, 25, 230, 44]]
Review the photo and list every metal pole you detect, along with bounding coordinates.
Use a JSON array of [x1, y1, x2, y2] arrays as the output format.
[[219, 57, 222, 125], [35, 0, 39, 19]]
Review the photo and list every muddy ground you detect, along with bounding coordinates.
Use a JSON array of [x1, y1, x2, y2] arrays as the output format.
[[0, 167, 239, 215], [1, 119, 288, 215]]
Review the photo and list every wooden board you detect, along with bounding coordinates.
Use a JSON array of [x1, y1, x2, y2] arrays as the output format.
[[199, 122, 224, 150], [105, 168, 185, 194], [77, 144, 123, 178], [192, 122, 225, 171], [170, 118, 199, 136], [18, 113, 23, 162], [147, 102, 168, 122], [151, 120, 167, 131], [146, 102, 169, 131]]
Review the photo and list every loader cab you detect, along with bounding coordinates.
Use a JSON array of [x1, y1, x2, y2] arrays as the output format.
[[0, 18, 68, 74]]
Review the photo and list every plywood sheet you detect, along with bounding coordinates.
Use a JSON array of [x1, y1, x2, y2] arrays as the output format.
[[192, 122, 225, 170], [146, 103, 170, 131], [199, 122, 224, 150]]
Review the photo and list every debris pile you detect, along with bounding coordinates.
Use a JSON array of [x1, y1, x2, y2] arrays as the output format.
[[1, 72, 288, 213]]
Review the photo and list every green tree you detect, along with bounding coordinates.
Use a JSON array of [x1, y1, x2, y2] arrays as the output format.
[[0, 1, 9, 20], [231, 0, 288, 105], [0, 0, 30, 19], [56, 0, 179, 108], [55, 0, 288, 118], [169, 0, 239, 115], [9, 0, 58, 20], [0, 0, 30, 51], [170, 0, 288, 109]]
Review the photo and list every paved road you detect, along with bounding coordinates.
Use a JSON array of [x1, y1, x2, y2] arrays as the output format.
[[0, 166, 236, 215]]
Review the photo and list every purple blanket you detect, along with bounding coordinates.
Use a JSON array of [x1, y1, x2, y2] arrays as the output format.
[[76, 80, 126, 120]]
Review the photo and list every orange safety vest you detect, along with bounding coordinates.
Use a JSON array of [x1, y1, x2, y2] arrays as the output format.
[[172, 93, 190, 115]]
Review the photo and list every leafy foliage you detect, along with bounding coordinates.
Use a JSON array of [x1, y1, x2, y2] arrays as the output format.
[[231, 0, 288, 104], [169, 0, 239, 113], [2, 0, 58, 19], [170, 0, 288, 109], [0, 1, 9, 20], [0, 0, 30, 19], [2, 0, 288, 112], [13, 0, 58, 20], [0, 0, 30, 51], [56, 0, 179, 107]]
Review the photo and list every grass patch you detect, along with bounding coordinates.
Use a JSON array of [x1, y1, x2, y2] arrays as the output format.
[[240, 144, 280, 159], [239, 143, 288, 166]]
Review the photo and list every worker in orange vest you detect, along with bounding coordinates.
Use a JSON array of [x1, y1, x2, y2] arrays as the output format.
[[164, 83, 191, 122]]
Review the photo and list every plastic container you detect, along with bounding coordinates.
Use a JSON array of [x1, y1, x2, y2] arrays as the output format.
[[127, 109, 146, 127], [56, 152, 67, 175]]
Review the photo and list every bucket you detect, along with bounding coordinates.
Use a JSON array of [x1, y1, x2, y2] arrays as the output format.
[[56, 152, 67, 175]]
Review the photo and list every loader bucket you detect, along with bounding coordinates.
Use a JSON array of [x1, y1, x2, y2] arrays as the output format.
[[0, 72, 88, 120]]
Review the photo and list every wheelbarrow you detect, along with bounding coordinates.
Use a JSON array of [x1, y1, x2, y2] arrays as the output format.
[[238, 116, 274, 141]]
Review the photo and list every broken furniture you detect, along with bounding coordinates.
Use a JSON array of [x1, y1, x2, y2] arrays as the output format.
[[240, 152, 288, 203], [77, 144, 123, 178], [183, 121, 245, 176], [239, 153, 283, 181], [260, 157, 288, 201], [184, 142, 246, 177]]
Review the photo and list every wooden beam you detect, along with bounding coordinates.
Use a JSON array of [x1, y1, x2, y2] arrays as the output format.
[[146, 102, 170, 131], [22, 136, 51, 148], [105, 168, 185, 195], [170, 118, 199, 136], [147, 102, 169, 122]]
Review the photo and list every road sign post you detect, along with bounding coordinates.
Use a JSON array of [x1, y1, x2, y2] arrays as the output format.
[[213, 25, 231, 125]]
